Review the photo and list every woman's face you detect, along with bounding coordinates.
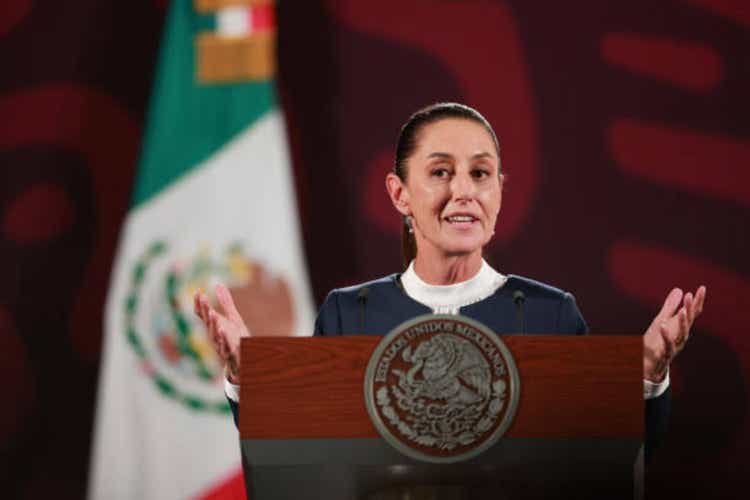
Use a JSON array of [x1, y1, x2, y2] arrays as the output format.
[[387, 118, 503, 258]]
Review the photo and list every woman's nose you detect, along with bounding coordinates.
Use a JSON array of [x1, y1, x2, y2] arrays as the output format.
[[451, 172, 476, 200]]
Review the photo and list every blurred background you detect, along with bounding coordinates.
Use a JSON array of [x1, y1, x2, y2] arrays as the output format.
[[0, 0, 747, 498]]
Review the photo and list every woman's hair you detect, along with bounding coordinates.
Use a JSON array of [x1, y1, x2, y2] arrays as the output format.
[[394, 102, 502, 267]]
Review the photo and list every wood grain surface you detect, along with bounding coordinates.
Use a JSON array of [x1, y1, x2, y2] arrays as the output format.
[[240, 336, 643, 439]]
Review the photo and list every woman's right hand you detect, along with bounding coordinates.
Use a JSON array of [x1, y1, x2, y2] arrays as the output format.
[[193, 284, 250, 384]]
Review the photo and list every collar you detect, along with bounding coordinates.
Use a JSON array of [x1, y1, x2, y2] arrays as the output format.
[[400, 259, 507, 314]]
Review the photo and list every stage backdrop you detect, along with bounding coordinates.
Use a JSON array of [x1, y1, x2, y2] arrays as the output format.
[[0, 1, 747, 498]]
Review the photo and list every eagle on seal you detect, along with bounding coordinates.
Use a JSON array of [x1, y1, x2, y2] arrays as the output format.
[[394, 334, 491, 406]]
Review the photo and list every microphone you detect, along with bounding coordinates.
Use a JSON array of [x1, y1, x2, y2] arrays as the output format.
[[357, 287, 370, 334], [512, 290, 526, 334]]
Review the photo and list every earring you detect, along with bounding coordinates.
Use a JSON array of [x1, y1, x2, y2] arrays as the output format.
[[404, 216, 414, 234]]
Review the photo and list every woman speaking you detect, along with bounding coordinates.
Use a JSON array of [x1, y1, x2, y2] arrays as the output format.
[[194, 102, 705, 458]]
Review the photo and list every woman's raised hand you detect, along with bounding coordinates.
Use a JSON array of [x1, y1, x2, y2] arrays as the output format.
[[643, 285, 707, 383], [193, 284, 250, 384]]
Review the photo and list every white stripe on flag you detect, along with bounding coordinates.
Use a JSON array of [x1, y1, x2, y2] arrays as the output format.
[[216, 6, 250, 37]]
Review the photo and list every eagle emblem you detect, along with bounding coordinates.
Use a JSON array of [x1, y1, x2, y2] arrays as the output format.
[[365, 315, 520, 463]]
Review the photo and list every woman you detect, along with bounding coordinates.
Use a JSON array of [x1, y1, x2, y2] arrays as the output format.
[[194, 102, 705, 458]]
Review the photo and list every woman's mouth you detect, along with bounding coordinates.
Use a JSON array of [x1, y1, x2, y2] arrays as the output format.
[[444, 215, 478, 227]]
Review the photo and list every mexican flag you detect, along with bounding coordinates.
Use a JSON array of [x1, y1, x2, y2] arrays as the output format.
[[88, 1, 314, 498]]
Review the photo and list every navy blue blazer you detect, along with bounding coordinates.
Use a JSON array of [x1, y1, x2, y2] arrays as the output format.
[[313, 273, 587, 336], [230, 273, 669, 460]]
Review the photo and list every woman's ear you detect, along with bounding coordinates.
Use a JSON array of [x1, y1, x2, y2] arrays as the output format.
[[386, 172, 410, 217]]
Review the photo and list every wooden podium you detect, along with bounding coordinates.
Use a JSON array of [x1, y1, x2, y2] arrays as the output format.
[[240, 335, 643, 499]]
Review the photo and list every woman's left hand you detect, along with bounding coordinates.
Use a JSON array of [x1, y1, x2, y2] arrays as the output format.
[[643, 285, 707, 383]]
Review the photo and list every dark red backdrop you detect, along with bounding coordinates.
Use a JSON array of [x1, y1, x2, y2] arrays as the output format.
[[1, 1, 747, 498]]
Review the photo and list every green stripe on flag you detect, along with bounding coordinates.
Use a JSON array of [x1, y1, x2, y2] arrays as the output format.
[[131, 0, 275, 207]]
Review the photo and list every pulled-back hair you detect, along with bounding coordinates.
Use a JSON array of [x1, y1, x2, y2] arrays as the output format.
[[394, 102, 502, 266]]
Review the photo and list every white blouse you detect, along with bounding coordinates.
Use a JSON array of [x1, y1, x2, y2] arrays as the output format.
[[400, 259, 506, 314]]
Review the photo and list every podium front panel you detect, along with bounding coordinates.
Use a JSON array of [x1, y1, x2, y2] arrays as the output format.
[[240, 335, 643, 499]]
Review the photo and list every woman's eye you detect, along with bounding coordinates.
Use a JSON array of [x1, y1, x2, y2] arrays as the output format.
[[472, 168, 490, 179], [432, 168, 450, 178]]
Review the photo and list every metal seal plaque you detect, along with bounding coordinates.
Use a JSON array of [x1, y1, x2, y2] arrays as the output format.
[[364, 315, 520, 463]]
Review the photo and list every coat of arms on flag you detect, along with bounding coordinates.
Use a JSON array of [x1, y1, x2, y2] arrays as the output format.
[[124, 241, 291, 415]]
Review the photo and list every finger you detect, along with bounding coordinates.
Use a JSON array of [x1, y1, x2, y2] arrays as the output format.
[[211, 312, 231, 361], [693, 285, 706, 317], [196, 293, 209, 323], [679, 308, 690, 347], [683, 292, 694, 324], [203, 297, 217, 330], [210, 311, 228, 346], [199, 294, 209, 321], [209, 310, 219, 339], [215, 283, 243, 322], [656, 288, 683, 322], [206, 310, 221, 352], [207, 320, 222, 354]]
